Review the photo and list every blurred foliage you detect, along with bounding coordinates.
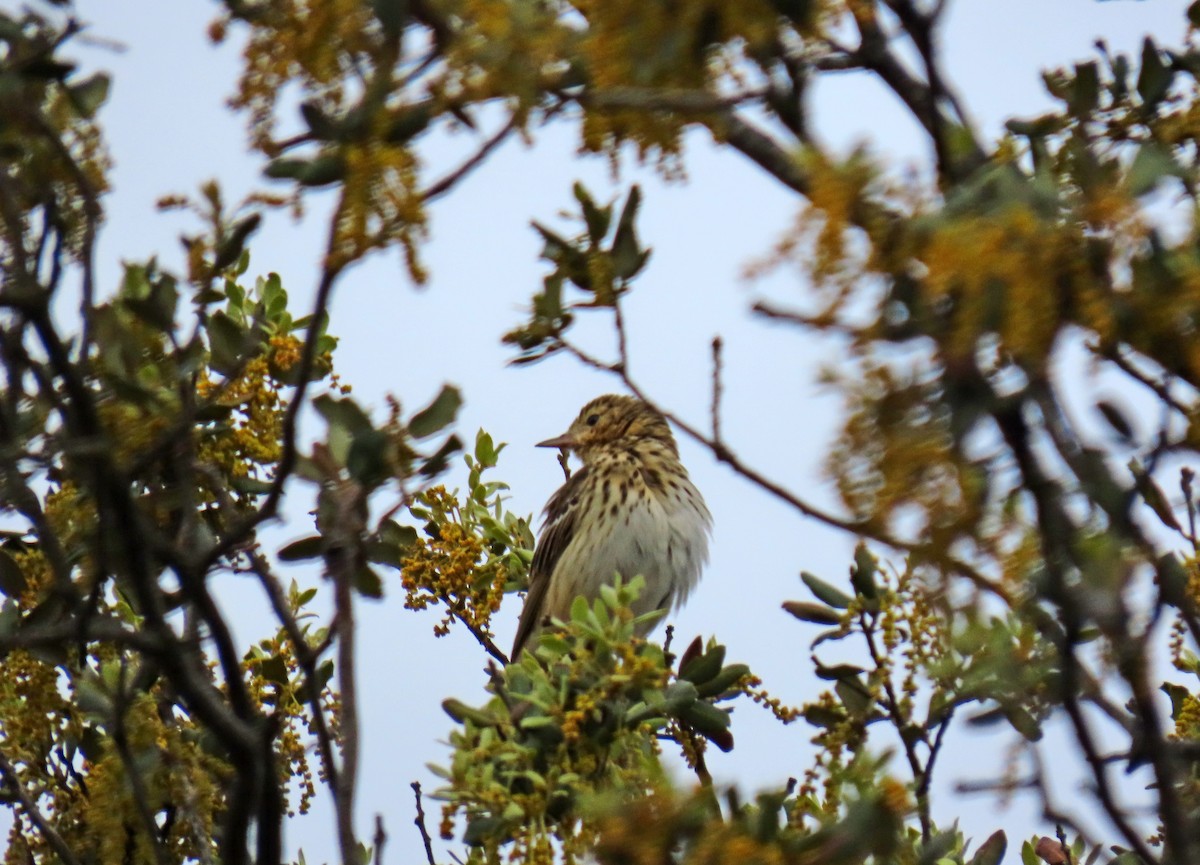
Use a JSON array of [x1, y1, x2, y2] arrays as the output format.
[[434, 578, 757, 864]]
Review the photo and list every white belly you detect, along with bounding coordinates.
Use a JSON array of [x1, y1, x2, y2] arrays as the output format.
[[543, 481, 710, 629]]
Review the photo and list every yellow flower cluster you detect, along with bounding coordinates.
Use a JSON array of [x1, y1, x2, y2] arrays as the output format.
[[268, 332, 302, 372], [331, 138, 428, 279], [81, 693, 230, 864], [438, 0, 574, 128], [243, 633, 329, 817], [575, 0, 774, 159], [741, 674, 802, 725], [921, 206, 1081, 368], [216, 0, 373, 150], [827, 365, 981, 539], [401, 508, 507, 638], [196, 355, 286, 489]]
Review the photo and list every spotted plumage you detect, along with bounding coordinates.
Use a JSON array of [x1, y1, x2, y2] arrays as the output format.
[[511, 394, 712, 659]]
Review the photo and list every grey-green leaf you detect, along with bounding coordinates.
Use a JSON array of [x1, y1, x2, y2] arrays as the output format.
[[410, 385, 462, 438]]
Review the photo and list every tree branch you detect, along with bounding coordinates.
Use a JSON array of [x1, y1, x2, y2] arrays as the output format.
[[0, 750, 84, 865]]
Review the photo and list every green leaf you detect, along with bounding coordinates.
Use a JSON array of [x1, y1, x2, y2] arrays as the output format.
[[801, 571, 853, 609], [300, 101, 340, 139], [1019, 841, 1040, 865], [213, 213, 262, 271], [611, 185, 647, 280], [258, 654, 289, 686], [815, 662, 864, 682], [370, 0, 409, 36], [1109, 853, 1143, 865], [347, 428, 391, 486], [463, 816, 506, 847], [573, 182, 612, 241], [835, 678, 873, 716], [68, 72, 110, 118], [442, 698, 498, 727], [1190, 0, 1200, 28], [1004, 705, 1043, 741], [1069, 62, 1099, 116], [782, 600, 842, 625], [802, 703, 845, 728], [695, 663, 751, 698], [1162, 681, 1189, 721], [353, 564, 384, 598], [264, 158, 308, 180], [968, 832, 1007, 865], [850, 543, 879, 600], [0, 550, 27, 598], [1004, 114, 1064, 139], [381, 100, 434, 143], [1137, 37, 1173, 107], [379, 520, 418, 550], [208, 310, 247, 376], [474, 429, 498, 468], [74, 675, 114, 719], [678, 700, 731, 735], [409, 385, 462, 438], [679, 644, 725, 684], [419, 434, 462, 478], [366, 539, 406, 568], [260, 272, 287, 317], [314, 395, 375, 437], [297, 154, 346, 186], [917, 830, 959, 865], [230, 475, 274, 495], [278, 536, 323, 561], [1127, 140, 1182, 197], [966, 705, 1007, 727]]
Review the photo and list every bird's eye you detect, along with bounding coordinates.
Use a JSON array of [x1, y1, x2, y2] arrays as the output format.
[[586, 413, 600, 426]]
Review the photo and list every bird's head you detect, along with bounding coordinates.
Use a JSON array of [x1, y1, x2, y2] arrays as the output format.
[[537, 394, 677, 462]]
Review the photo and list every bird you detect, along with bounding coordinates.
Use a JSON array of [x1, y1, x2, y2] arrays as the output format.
[[511, 394, 712, 660]]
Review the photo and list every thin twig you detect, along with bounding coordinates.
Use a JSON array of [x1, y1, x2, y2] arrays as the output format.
[[421, 118, 518, 202], [331, 541, 362, 865], [412, 782, 437, 865], [710, 336, 724, 446], [580, 86, 769, 114], [1028, 747, 1099, 853], [1098, 345, 1192, 417], [452, 611, 510, 665], [373, 814, 388, 865], [859, 608, 929, 839]]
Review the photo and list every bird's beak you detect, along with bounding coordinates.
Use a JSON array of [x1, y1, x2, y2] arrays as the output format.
[[536, 433, 575, 449]]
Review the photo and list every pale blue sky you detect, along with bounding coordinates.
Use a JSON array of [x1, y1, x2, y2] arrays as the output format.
[[64, 2, 1193, 861]]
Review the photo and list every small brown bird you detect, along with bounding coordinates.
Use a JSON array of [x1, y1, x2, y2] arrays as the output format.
[[511, 394, 712, 659]]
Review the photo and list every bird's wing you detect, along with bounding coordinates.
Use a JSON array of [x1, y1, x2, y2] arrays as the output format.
[[511, 467, 587, 659]]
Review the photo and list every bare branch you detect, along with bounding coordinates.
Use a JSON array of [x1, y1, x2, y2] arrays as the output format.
[[373, 814, 389, 865], [421, 118, 518, 203], [412, 782, 437, 865], [580, 86, 769, 114], [710, 336, 724, 445]]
